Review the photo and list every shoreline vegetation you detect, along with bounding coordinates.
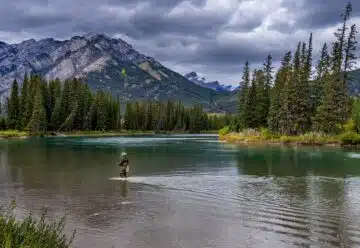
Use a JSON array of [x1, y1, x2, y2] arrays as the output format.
[[0, 201, 75, 248], [224, 2, 360, 148], [1, 73, 234, 137], [218, 127, 360, 147]]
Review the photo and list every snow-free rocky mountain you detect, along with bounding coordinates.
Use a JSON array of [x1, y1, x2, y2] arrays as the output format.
[[0, 33, 233, 112], [184, 71, 239, 92]]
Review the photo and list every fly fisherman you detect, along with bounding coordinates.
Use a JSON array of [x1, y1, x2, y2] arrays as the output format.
[[119, 152, 130, 178]]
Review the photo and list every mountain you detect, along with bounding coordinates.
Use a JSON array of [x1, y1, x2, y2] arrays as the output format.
[[0, 33, 230, 112], [184, 71, 239, 92], [348, 68, 360, 96]]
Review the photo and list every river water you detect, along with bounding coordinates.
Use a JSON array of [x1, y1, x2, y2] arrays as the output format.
[[1, 134, 360, 247]]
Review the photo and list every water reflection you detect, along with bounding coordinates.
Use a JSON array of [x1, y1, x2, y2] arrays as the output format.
[[1, 137, 360, 247], [235, 145, 360, 247], [236, 146, 360, 178]]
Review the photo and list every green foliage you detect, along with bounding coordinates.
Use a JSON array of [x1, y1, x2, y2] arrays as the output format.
[[340, 131, 360, 145], [219, 126, 230, 136], [28, 85, 47, 136], [7, 79, 20, 129], [351, 99, 360, 132], [260, 128, 273, 140], [5, 75, 232, 135], [0, 201, 75, 248], [237, 2, 358, 137]]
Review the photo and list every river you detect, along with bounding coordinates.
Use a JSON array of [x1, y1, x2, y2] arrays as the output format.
[[1, 134, 360, 247]]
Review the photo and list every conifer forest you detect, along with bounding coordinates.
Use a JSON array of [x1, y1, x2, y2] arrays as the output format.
[[235, 2, 358, 136]]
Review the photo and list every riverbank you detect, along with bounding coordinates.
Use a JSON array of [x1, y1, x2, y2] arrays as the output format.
[[0, 130, 29, 139], [0, 201, 75, 248], [0, 130, 219, 139], [219, 129, 360, 147]]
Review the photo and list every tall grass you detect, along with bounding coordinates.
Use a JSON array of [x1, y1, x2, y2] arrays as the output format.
[[0, 130, 28, 138], [0, 201, 75, 248], [219, 128, 343, 146]]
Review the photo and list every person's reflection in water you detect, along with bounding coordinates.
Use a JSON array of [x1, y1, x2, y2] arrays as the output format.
[[120, 180, 128, 198]]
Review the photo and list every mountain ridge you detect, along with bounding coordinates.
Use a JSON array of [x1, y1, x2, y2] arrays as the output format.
[[184, 71, 239, 92], [0, 33, 230, 112]]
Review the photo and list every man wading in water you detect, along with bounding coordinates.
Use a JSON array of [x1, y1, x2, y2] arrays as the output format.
[[119, 152, 130, 178]]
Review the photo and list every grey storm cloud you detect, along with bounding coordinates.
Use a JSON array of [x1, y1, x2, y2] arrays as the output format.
[[0, 0, 359, 84]]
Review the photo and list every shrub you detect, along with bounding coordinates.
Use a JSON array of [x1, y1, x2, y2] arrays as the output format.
[[0, 201, 75, 248], [260, 128, 273, 140], [340, 131, 360, 145], [279, 135, 297, 143], [343, 119, 356, 132], [219, 126, 230, 136]]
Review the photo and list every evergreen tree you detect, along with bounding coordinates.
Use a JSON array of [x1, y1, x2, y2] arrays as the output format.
[[277, 51, 292, 135], [7, 79, 20, 129], [28, 84, 47, 135], [124, 102, 133, 130], [245, 70, 258, 128], [19, 73, 29, 129], [344, 24, 358, 84], [262, 55, 273, 120], [95, 90, 109, 131], [294, 37, 312, 134], [238, 61, 250, 130], [254, 69, 267, 127], [311, 43, 330, 118]]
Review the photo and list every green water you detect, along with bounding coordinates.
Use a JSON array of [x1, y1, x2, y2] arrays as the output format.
[[1, 134, 360, 247]]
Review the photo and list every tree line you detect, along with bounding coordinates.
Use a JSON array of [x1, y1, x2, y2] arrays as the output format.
[[236, 2, 358, 135], [1, 75, 233, 135]]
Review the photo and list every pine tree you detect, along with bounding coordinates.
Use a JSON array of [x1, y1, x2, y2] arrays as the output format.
[[25, 75, 38, 125], [28, 84, 47, 135], [294, 36, 312, 134], [245, 70, 258, 128], [19, 73, 29, 129], [50, 97, 62, 131], [95, 90, 109, 131], [332, 2, 353, 124], [7, 79, 20, 129], [124, 102, 133, 130], [276, 51, 292, 134], [189, 104, 204, 133], [238, 61, 250, 130], [311, 43, 330, 119], [47, 79, 61, 130], [59, 79, 71, 126], [344, 24, 358, 84], [254, 69, 267, 127], [263, 55, 273, 121]]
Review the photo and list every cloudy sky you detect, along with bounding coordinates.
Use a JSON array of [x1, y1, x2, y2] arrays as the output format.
[[0, 0, 359, 86]]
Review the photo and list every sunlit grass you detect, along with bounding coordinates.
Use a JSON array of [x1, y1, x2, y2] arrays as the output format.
[[0, 130, 28, 138], [0, 201, 75, 248], [219, 128, 346, 146]]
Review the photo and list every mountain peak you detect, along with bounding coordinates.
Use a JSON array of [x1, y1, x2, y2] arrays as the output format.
[[83, 32, 111, 41], [0, 33, 236, 112], [184, 71, 238, 92], [184, 71, 198, 78]]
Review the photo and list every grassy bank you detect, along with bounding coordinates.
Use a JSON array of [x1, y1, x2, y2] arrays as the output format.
[[0, 130, 29, 138], [219, 127, 360, 147], [0, 201, 75, 248]]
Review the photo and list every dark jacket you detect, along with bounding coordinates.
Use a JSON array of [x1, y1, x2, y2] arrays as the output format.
[[119, 157, 129, 167]]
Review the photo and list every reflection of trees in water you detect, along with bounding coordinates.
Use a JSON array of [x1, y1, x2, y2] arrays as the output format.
[[236, 146, 360, 178], [0, 140, 151, 230], [235, 146, 359, 247]]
